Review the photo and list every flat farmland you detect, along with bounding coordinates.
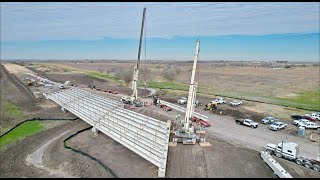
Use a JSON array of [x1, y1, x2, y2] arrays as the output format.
[[39, 62, 319, 110]]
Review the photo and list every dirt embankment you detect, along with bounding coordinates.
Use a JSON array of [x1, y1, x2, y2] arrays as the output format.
[[0, 65, 37, 106]]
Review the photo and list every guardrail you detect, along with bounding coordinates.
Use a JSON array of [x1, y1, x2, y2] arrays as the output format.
[[260, 151, 292, 178], [159, 100, 208, 121]]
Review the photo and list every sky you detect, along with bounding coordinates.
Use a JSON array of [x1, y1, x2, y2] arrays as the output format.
[[1, 2, 319, 62]]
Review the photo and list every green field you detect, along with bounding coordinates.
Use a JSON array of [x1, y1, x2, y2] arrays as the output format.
[[87, 71, 123, 82], [0, 121, 44, 150], [274, 90, 320, 111]]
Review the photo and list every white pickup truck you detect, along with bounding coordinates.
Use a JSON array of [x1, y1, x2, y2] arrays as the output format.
[[235, 119, 259, 128], [293, 119, 309, 126], [298, 122, 320, 130], [269, 121, 287, 131], [211, 97, 226, 104], [178, 97, 187, 105]]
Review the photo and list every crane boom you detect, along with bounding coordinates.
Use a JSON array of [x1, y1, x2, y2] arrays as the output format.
[[131, 7, 146, 100], [183, 40, 200, 132], [136, 7, 146, 69]]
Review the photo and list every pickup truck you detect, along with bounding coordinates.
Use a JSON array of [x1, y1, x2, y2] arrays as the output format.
[[291, 115, 303, 120], [159, 104, 173, 111], [191, 116, 211, 127], [178, 97, 187, 105], [269, 121, 287, 131], [304, 113, 320, 121], [211, 97, 226, 104], [293, 119, 309, 126], [229, 100, 242, 106], [261, 117, 277, 124], [298, 122, 320, 130], [235, 119, 258, 128]]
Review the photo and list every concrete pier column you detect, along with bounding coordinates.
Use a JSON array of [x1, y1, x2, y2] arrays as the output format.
[[158, 167, 166, 177], [92, 127, 99, 136], [61, 107, 68, 113]]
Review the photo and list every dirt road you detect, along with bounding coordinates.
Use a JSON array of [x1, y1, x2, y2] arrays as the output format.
[[26, 131, 73, 178]]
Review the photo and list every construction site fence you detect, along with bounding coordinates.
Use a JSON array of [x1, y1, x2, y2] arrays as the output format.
[[0, 117, 118, 178]]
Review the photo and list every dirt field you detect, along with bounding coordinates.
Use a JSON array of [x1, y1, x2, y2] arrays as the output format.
[[59, 62, 319, 98], [30, 61, 319, 113]]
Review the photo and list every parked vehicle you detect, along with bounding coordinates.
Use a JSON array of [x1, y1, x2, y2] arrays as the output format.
[[134, 101, 144, 107], [293, 119, 309, 126], [178, 97, 187, 105], [266, 141, 320, 172], [304, 113, 320, 121], [191, 116, 211, 127], [112, 91, 118, 94], [235, 119, 258, 128], [296, 119, 310, 127], [120, 96, 132, 104], [303, 115, 315, 121], [44, 83, 53, 88], [64, 81, 71, 85], [59, 85, 65, 89], [159, 104, 172, 111], [194, 100, 203, 107], [229, 100, 242, 106], [90, 85, 101, 91], [261, 117, 277, 124], [211, 97, 226, 104], [204, 102, 218, 111], [269, 121, 287, 131], [314, 112, 320, 117], [291, 115, 303, 120], [298, 122, 320, 130]]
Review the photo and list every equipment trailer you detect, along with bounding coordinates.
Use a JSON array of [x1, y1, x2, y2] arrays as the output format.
[[266, 140, 320, 172]]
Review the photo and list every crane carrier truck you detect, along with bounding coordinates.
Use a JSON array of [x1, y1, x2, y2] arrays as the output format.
[[265, 140, 320, 172]]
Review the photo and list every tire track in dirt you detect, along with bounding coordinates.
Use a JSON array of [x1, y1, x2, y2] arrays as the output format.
[[26, 131, 73, 178]]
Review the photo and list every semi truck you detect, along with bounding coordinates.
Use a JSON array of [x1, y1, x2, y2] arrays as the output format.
[[266, 141, 320, 172]]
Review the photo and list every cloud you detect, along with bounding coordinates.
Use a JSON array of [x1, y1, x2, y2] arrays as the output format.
[[1, 2, 319, 41]]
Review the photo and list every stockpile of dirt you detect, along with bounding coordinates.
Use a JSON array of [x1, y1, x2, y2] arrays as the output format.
[[45, 73, 151, 97], [212, 108, 265, 122]]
